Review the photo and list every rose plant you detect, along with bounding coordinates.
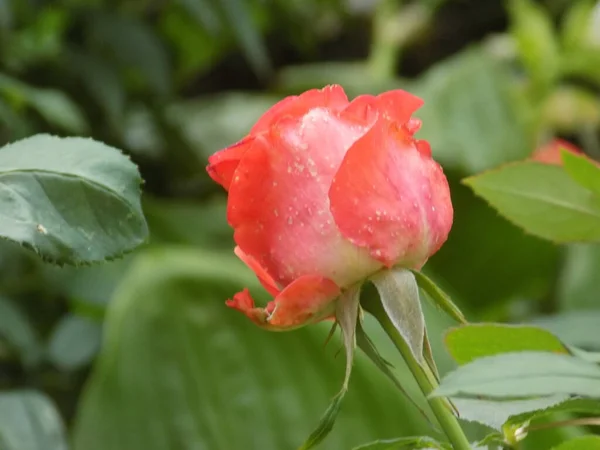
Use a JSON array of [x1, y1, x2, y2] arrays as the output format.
[[207, 85, 472, 449]]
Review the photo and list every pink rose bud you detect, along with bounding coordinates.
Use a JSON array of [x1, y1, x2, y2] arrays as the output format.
[[207, 85, 453, 330]]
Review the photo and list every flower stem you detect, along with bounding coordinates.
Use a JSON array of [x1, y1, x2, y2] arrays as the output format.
[[362, 295, 472, 450]]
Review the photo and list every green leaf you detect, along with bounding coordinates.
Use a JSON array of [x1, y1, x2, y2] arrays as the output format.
[[561, 0, 596, 51], [47, 314, 102, 371], [414, 47, 532, 173], [433, 351, 600, 399], [506, 398, 600, 429], [352, 436, 448, 450], [298, 390, 347, 450], [410, 270, 466, 324], [463, 162, 600, 242], [551, 436, 600, 450], [444, 324, 568, 365], [452, 395, 569, 431], [0, 134, 148, 264], [508, 0, 560, 90], [557, 243, 600, 310], [72, 248, 432, 450], [0, 390, 68, 450], [561, 149, 600, 197], [298, 286, 361, 450], [0, 73, 88, 133], [532, 310, 600, 349], [370, 269, 424, 365], [0, 295, 42, 368], [167, 93, 279, 158], [217, 0, 271, 78], [87, 13, 172, 95]]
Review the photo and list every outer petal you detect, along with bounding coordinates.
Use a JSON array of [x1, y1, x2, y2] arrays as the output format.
[[375, 90, 424, 124], [250, 85, 349, 134], [227, 107, 381, 288], [342, 90, 424, 127], [234, 246, 280, 296], [226, 275, 341, 331], [329, 119, 453, 268], [207, 136, 255, 190]]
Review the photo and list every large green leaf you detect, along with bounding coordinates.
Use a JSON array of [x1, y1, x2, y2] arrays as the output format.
[[0, 296, 41, 368], [463, 162, 600, 242], [414, 47, 532, 173], [0, 390, 67, 450], [434, 352, 600, 399], [47, 314, 102, 371], [557, 243, 600, 310], [445, 324, 567, 365], [72, 248, 431, 450], [551, 436, 600, 450], [0, 134, 148, 264], [561, 149, 600, 197], [532, 310, 600, 350]]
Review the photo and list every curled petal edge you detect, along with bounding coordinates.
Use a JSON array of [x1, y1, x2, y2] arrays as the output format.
[[226, 275, 341, 331]]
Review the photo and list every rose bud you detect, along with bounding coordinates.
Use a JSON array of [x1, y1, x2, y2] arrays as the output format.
[[207, 85, 453, 330]]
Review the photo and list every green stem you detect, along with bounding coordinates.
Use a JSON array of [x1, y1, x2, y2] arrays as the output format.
[[368, 0, 402, 81], [363, 296, 472, 450]]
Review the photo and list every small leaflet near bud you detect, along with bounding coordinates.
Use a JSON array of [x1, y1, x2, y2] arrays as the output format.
[[410, 270, 467, 325], [371, 269, 425, 365], [298, 285, 361, 450]]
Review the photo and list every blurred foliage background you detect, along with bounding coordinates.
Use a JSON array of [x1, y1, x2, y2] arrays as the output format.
[[1, 0, 600, 449]]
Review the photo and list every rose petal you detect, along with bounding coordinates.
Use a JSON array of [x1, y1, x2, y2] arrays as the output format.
[[329, 119, 453, 268], [250, 85, 349, 134], [234, 246, 280, 296], [375, 90, 424, 124], [207, 136, 255, 190], [227, 108, 380, 287], [226, 275, 340, 330]]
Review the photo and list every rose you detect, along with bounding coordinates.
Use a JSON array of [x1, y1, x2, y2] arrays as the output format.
[[207, 85, 453, 330]]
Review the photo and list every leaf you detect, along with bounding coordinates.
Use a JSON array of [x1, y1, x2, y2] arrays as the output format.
[[72, 248, 432, 450], [433, 351, 600, 399], [414, 47, 532, 173], [167, 93, 279, 158], [551, 436, 600, 450], [370, 269, 424, 365], [87, 13, 172, 95], [452, 396, 570, 431], [0, 295, 42, 368], [532, 310, 600, 350], [0, 134, 148, 264], [0, 73, 88, 133], [298, 286, 360, 450], [463, 161, 600, 242], [561, 149, 600, 197], [217, 0, 271, 78], [0, 390, 68, 450], [410, 270, 466, 324], [352, 436, 448, 450], [561, 0, 596, 51], [507, 0, 560, 90], [444, 324, 568, 365], [47, 314, 102, 371], [506, 398, 600, 429], [557, 243, 600, 310]]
